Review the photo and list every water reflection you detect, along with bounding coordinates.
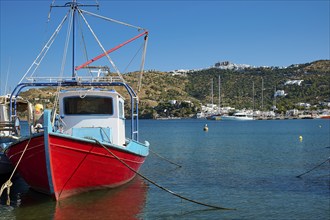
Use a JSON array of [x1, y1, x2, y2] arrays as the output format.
[[1, 176, 148, 219]]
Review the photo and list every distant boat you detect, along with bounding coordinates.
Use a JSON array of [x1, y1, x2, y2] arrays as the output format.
[[5, 1, 149, 200], [318, 111, 330, 119], [206, 114, 221, 120], [221, 112, 254, 121], [0, 95, 31, 175]]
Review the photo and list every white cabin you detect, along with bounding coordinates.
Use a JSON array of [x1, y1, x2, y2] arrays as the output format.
[[59, 89, 126, 146]]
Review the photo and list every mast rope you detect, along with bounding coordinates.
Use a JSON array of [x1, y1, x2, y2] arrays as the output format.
[[0, 136, 32, 205], [77, 14, 92, 76], [51, 7, 73, 123], [122, 42, 144, 74], [59, 8, 73, 79], [91, 138, 235, 210], [18, 11, 69, 84], [138, 34, 148, 92], [80, 9, 146, 31], [149, 148, 182, 168], [78, 9, 125, 82]]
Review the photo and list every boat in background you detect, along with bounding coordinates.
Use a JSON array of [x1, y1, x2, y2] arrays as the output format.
[[221, 111, 254, 121], [5, 1, 149, 200], [0, 95, 31, 175], [318, 110, 330, 119], [206, 114, 221, 120]]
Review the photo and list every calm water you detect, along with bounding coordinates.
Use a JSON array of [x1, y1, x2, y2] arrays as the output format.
[[1, 119, 329, 219]]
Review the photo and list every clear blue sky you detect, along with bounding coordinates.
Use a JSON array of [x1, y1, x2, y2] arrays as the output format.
[[1, 0, 329, 94]]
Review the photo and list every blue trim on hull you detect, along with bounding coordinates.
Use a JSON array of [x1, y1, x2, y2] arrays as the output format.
[[43, 110, 55, 194]]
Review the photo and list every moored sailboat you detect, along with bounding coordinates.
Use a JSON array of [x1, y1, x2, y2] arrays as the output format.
[[221, 111, 254, 121]]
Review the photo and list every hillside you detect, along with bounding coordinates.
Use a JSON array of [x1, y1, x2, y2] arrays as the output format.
[[185, 60, 330, 111], [125, 60, 330, 117], [20, 60, 330, 118]]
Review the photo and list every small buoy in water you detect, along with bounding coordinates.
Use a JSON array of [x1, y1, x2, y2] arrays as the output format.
[[299, 135, 303, 142], [203, 124, 208, 131], [319, 125, 322, 128]]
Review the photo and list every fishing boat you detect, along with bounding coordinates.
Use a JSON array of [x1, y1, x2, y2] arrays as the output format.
[[0, 95, 31, 175], [5, 1, 149, 200], [221, 111, 254, 121]]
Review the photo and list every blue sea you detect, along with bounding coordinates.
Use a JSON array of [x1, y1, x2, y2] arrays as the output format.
[[1, 119, 329, 219]]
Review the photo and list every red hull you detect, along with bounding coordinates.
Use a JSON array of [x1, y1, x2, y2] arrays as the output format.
[[6, 133, 146, 200]]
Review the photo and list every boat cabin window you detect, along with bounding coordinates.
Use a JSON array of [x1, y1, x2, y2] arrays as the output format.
[[64, 96, 113, 115], [119, 100, 124, 119]]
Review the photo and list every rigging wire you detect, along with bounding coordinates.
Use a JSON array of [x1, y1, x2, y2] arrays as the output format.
[[18, 11, 69, 84], [123, 43, 144, 73], [78, 9, 125, 82], [77, 13, 92, 76], [59, 8, 74, 79], [51, 7, 73, 123], [138, 34, 148, 92], [80, 9, 146, 31]]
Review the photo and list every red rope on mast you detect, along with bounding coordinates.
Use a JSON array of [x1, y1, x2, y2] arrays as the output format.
[[75, 30, 148, 71]]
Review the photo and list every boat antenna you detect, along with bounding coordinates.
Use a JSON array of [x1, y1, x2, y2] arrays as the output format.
[[47, 0, 56, 22]]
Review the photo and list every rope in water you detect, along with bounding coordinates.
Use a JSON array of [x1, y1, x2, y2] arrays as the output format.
[[92, 138, 235, 211], [296, 156, 330, 178], [0, 135, 32, 205], [150, 149, 182, 168]]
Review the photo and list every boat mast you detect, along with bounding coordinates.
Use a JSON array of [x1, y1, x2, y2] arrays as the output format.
[[211, 79, 214, 106], [218, 75, 221, 114], [273, 85, 277, 110], [72, 0, 77, 79], [252, 81, 255, 111], [51, 0, 99, 79], [261, 77, 264, 111]]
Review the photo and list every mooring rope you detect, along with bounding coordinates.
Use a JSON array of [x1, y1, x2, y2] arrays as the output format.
[[91, 138, 235, 210], [99, 128, 181, 168], [296, 156, 330, 178], [150, 149, 182, 168], [0, 135, 32, 205]]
